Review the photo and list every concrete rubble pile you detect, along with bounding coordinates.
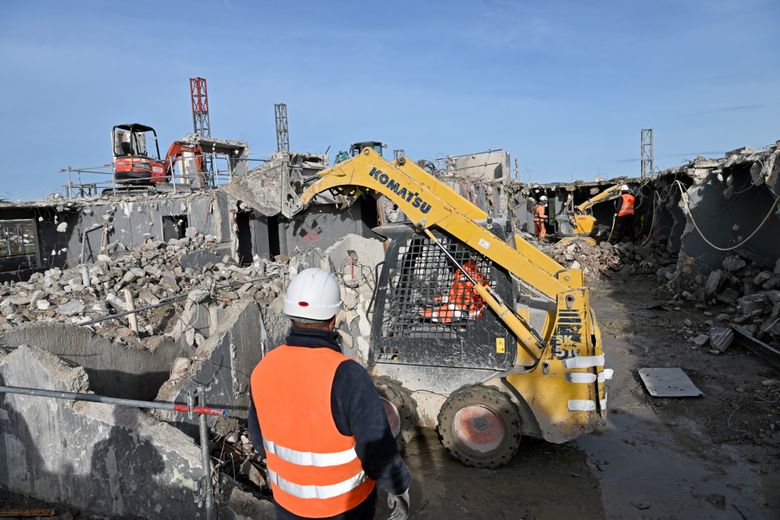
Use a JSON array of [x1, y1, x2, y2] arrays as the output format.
[[0, 230, 283, 347], [664, 253, 780, 349], [536, 237, 676, 283]]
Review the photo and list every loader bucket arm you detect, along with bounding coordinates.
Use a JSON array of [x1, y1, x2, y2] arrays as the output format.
[[575, 183, 624, 214], [299, 149, 591, 365]]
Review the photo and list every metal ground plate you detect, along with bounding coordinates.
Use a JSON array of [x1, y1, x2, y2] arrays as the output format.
[[638, 367, 704, 397]]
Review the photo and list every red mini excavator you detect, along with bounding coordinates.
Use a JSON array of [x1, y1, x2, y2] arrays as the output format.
[[112, 123, 167, 184], [112, 123, 206, 186]]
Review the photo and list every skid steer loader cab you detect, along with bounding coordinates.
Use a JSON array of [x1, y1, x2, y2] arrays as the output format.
[[350, 141, 385, 158], [370, 224, 518, 371]]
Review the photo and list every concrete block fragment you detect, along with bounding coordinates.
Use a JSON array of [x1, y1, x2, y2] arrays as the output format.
[[56, 299, 85, 316], [717, 287, 741, 304], [691, 334, 709, 347], [737, 293, 767, 315], [106, 293, 128, 312], [156, 300, 270, 433], [704, 270, 723, 296], [722, 255, 747, 272], [754, 271, 773, 286], [709, 326, 734, 353]]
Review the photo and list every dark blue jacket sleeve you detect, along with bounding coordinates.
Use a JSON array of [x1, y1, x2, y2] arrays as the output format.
[[247, 389, 265, 458], [331, 360, 411, 495]]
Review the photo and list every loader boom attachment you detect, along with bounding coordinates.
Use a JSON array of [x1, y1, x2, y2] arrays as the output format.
[[298, 149, 594, 366]]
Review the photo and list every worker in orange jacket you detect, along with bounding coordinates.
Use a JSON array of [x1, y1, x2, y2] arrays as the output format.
[[533, 195, 548, 239], [420, 259, 488, 324], [249, 268, 411, 520], [613, 184, 635, 242]]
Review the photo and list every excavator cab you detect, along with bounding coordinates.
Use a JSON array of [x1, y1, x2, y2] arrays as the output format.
[[112, 123, 167, 185]]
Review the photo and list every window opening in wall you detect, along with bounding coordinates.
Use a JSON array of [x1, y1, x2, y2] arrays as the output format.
[[0, 219, 41, 271], [162, 215, 188, 241]]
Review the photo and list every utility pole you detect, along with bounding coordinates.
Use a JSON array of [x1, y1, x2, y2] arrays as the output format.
[[189, 77, 214, 183], [274, 103, 290, 153], [641, 128, 654, 178]]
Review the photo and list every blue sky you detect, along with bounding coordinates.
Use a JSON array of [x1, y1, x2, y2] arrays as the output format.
[[1, 0, 778, 200]]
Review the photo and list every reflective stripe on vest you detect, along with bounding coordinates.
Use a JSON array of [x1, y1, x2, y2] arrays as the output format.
[[263, 440, 358, 468], [250, 345, 376, 517], [618, 194, 635, 217], [266, 468, 368, 500]]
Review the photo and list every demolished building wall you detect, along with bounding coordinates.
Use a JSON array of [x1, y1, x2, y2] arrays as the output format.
[[0, 345, 273, 519], [673, 150, 780, 277], [434, 149, 512, 218], [0, 324, 181, 400]]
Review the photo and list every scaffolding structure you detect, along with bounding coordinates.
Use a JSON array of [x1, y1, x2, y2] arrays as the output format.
[[274, 103, 290, 153], [641, 128, 654, 178]]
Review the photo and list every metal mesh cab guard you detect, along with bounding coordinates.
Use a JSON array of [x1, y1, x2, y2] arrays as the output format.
[[370, 223, 518, 371]]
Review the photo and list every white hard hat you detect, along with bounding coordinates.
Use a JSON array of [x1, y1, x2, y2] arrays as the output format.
[[621, 184, 629, 191], [540, 195, 548, 202], [284, 267, 342, 321]]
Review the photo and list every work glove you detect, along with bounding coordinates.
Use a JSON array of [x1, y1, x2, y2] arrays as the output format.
[[387, 488, 410, 520]]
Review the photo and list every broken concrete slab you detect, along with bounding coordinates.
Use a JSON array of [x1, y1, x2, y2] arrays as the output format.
[[0, 345, 273, 519], [0, 324, 181, 400], [178, 245, 232, 271], [155, 300, 275, 436], [709, 326, 735, 353]]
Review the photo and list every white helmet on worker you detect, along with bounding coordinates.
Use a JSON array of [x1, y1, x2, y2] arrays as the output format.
[[620, 184, 630, 192], [284, 268, 342, 321], [539, 195, 548, 202]]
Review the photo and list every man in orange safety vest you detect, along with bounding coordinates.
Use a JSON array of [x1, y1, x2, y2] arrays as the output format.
[[613, 184, 635, 242], [420, 259, 488, 324], [533, 195, 548, 239], [249, 268, 411, 520]]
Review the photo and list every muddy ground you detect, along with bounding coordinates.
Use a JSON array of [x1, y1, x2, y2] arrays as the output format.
[[376, 278, 780, 519]]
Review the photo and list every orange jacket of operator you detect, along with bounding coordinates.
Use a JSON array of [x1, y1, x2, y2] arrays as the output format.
[[617, 193, 635, 217], [250, 346, 376, 518]]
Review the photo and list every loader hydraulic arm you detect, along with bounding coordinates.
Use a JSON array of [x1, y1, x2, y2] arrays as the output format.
[[575, 184, 623, 214], [297, 149, 590, 364]]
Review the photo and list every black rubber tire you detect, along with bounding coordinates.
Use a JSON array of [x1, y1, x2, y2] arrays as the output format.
[[373, 376, 420, 451], [436, 385, 521, 468]]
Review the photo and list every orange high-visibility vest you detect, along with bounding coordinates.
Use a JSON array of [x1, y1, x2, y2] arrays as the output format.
[[618, 193, 635, 217], [420, 260, 487, 323], [534, 204, 546, 222], [250, 346, 376, 518]]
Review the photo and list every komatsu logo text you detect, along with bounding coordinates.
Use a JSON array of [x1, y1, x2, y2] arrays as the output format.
[[368, 167, 432, 214]]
